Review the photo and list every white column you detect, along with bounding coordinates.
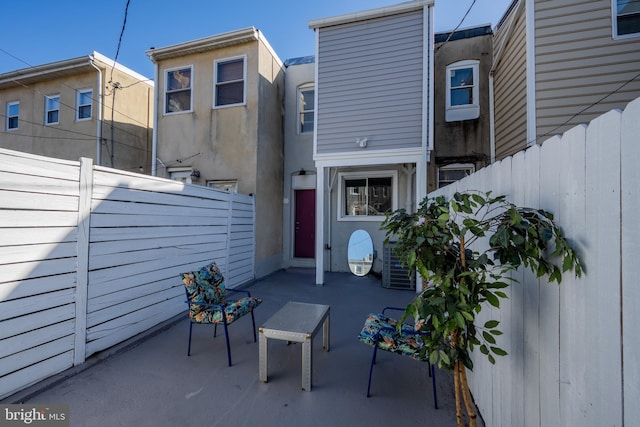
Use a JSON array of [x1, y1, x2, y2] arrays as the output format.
[[315, 166, 325, 285]]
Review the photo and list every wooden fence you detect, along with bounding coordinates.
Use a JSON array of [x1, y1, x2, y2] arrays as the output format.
[[0, 149, 256, 399], [431, 96, 639, 427]]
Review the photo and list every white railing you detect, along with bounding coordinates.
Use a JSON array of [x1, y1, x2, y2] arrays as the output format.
[[430, 96, 640, 427], [0, 150, 255, 399]]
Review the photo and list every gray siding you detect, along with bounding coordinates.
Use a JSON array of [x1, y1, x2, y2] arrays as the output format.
[[316, 11, 425, 154], [494, 6, 528, 159], [535, 0, 640, 140]]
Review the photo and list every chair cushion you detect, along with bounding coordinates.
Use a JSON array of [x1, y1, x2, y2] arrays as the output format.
[[191, 297, 262, 324], [182, 262, 227, 312], [358, 312, 426, 361]]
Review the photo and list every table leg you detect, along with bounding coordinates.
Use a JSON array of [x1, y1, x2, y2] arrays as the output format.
[[302, 335, 312, 391], [259, 331, 268, 383], [323, 315, 330, 351]]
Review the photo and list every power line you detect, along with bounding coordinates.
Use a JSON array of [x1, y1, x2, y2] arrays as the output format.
[[435, 0, 477, 53], [0, 47, 151, 130], [110, 0, 132, 84], [528, 70, 640, 145]]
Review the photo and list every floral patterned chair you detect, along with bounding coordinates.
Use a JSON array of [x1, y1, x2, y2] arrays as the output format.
[[358, 306, 438, 409], [182, 261, 262, 366]]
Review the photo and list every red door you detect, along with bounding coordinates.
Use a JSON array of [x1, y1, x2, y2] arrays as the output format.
[[294, 189, 316, 258]]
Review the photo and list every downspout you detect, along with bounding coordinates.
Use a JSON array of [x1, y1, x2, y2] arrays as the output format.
[[489, 72, 496, 163], [88, 56, 103, 166], [525, 0, 536, 145], [151, 59, 159, 176]]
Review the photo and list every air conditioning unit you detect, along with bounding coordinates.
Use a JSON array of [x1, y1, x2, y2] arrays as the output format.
[[382, 241, 415, 290]]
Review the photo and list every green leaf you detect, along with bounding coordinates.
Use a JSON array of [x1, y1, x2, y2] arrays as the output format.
[[488, 354, 496, 364], [480, 345, 489, 355], [482, 331, 496, 344], [491, 347, 508, 356], [439, 350, 450, 366], [429, 350, 438, 365], [484, 320, 499, 329], [454, 312, 466, 328], [485, 292, 500, 308]]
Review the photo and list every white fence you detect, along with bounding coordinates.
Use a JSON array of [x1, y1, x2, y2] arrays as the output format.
[[0, 149, 256, 400], [431, 97, 640, 427]]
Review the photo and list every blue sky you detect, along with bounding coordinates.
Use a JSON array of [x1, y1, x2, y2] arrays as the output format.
[[0, 0, 513, 79]]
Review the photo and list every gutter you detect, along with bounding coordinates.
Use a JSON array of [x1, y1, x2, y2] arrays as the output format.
[[88, 56, 103, 166]]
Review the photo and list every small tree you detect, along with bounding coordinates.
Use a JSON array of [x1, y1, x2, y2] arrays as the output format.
[[381, 191, 582, 427]]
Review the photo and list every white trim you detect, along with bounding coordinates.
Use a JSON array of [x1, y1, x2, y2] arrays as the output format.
[[525, 0, 537, 146], [44, 94, 60, 125], [337, 170, 398, 221], [91, 51, 153, 84], [612, 0, 640, 39], [164, 65, 193, 115], [314, 147, 423, 167], [309, 0, 433, 29], [315, 166, 325, 285], [75, 88, 92, 121], [437, 163, 475, 188], [297, 83, 315, 135], [6, 101, 19, 130], [213, 55, 247, 109], [445, 60, 480, 122]]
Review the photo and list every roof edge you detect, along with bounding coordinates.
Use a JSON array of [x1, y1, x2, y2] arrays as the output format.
[[308, 0, 433, 29], [146, 27, 259, 62]]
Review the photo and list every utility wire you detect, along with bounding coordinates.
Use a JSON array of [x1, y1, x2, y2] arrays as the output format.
[[0, 47, 151, 129], [528, 70, 640, 145], [110, 0, 131, 84], [435, 0, 477, 52]]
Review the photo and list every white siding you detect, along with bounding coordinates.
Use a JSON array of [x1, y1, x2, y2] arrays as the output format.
[[431, 96, 640, 426], [316, 11, 425, 154]]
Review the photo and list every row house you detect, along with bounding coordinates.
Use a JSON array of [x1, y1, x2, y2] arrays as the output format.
[[146, 28, 285, 278], [0, 52, 153, 172], [493, 0, 640, 159]]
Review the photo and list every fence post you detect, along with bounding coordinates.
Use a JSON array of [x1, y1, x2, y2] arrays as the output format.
[[74, 157, 93, 365], [225, 192, 233, 277]]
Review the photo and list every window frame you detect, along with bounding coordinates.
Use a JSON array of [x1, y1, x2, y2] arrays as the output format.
[[164, 65, 193, 115], [207, 179, 238, 192], [437, 163, 475, 188], [337, 170, 398, 222], [213, 55, 247, 108], [6, 101, 19, 130], [445, 60, 480, 122], [297, 84, 315, 134], [76, 88, 92, 121], [45, 95, 60, 125], [612, 0, 640, 38]]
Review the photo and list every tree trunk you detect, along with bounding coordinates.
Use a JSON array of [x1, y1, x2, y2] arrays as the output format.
[[458, 361, 478, 427], [454, 362, 464, 427]]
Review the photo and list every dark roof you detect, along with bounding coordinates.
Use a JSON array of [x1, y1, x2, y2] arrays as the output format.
[[434, 25, 492, 44], [284, 56, 315, 67]]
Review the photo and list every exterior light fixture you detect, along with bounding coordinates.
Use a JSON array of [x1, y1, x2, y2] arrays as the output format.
[[356, 137, 368, 148]]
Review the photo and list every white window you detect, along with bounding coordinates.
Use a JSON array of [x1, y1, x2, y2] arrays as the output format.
[[6, 101, 18, 130], [298, 85, 315, 133], [207, 179, 238, 192], [165, 66, 193, 114], [446, 60, 480, 122], [214, 56, 246, 107], [338, 171, 398, 221], [613, 0, 640, 37], [437, 163, 475, 188], [45, 95, 60, 125], [168, 167, 196, 184], [76, 89, 92, 120]]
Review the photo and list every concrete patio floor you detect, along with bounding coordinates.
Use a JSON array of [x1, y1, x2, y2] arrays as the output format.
[[5, 268, 484, 426]]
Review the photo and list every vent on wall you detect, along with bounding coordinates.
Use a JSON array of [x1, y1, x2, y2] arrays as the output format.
[[382, 241, 415, 290]]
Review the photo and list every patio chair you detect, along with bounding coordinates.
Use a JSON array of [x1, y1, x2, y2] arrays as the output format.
[[358, 307, 438, 409], [182, 261, 262, 366]]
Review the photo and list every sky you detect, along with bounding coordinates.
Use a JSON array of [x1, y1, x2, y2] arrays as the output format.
[[0, 0, 513, 80]]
